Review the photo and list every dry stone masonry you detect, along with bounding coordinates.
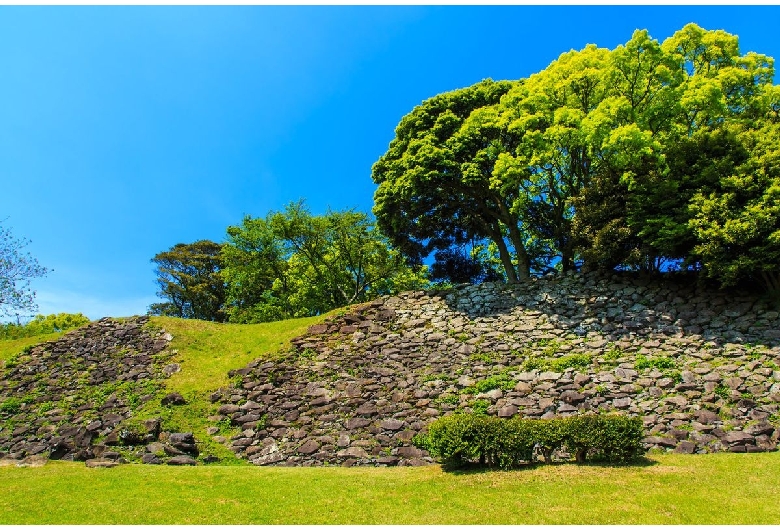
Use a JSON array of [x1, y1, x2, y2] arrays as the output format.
[[214, 272, 780, 466], [1, 272, 778, 468], [0, 317, 198, 467]]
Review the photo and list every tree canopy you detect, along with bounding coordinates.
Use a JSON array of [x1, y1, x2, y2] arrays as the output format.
[[372, 23, 780, 293], [371, 79, 533, 283], [149, 240, 227, 322], [220, 201, 428, 323]]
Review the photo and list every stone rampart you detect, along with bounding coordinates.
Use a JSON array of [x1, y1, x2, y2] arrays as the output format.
[[214, 272, 780, 466]]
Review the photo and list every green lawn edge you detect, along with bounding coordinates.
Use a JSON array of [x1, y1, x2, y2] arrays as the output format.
[[1, 452, 778, 524]]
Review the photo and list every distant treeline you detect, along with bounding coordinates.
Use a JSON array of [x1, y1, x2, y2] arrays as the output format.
[[0, 313, 91, 340]]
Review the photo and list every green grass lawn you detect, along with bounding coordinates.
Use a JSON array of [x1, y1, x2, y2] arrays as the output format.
[[0, 332, 63, 363], [124, 315, 331, 463], [1, 452, 778, 524]]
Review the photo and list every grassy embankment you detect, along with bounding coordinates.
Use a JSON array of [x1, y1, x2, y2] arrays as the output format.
[[136, 315, 328, 462], [1, 313, 779, 524]]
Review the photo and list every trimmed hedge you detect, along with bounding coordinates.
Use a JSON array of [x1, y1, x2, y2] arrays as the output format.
[[414, 413, 645, 469]]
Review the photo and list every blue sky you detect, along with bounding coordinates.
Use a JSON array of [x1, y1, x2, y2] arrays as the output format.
[[2, 5, 779, 321]]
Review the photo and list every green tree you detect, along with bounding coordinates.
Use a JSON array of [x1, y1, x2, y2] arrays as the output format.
[[617, 24, 776, 271], [493, 43, 614, 272], [371, 79, 533, 283], [222, 201, 428, 323], [0, 220, 48, 319], [373, 24, 780, 286], [689, 120, 780, 293], [149, 240, 227, 322]]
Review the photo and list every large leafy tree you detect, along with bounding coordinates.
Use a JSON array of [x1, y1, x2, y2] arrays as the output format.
[[371, 79, 533, 283], [618, 24, 776, 271], [493, 43, 614, 272], [222, 202, 428, 323], [149, 240, 227, 322], [0, 221, 48, 319], [374, 24, 779, 285]]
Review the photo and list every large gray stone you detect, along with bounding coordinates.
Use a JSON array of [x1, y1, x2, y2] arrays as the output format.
[[167, 455, 198, 466]]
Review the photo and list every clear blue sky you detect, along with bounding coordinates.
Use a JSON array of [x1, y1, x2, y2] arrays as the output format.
[[2, 5, 779, 320]]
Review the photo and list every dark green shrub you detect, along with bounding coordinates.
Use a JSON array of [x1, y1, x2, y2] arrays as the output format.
[[531, 418, 567, 462], [415, 413, 645, 470], [413, 414, 481, 468], [561, 414, 645, 464], [415, 414, 537, 469]]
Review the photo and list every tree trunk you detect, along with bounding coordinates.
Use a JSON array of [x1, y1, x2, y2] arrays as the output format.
[[760, 270, 780, 298], [488, 224, 519, 283], [506, 223, 531, 280]]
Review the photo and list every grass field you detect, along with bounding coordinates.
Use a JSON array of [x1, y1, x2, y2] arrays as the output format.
[[132, 315, 331, 462], [1, 452, 778, 524]]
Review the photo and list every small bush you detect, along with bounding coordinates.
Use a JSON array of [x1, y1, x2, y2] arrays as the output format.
[[415, 413, 645, 470], [634, 355, 675, 371], [563, 414, 645, 464], [522, 354, 593, 373], [414, 414, 535, 469], [461, 374, 515, 395]]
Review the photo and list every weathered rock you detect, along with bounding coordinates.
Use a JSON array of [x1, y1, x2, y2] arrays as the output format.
[[141, 453, 162, 465], [337, 447, 369, 459], [722, 431, 755, 446], [560, 391, 586, 404], [167, 455, 197, 466], [297, 440, 320, 455], [161, 393, 187, 406], [85, 459, 119, 468], [380, 419, 405, 431], [694, 410, 720, 424]]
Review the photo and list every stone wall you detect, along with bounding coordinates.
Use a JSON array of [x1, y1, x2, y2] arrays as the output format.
[[1, 272, 778, 468], [0, 316, 196, 466], [214, 272, 780, 466]]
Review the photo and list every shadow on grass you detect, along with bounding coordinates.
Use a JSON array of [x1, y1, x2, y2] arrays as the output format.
[[444, 456, 659, 475]]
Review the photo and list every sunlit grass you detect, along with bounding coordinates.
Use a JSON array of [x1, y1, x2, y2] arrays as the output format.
[[0, 332, 64, 364], [149, 314, 329, 395], [126, 315, 333, 462], [1, 452, 778, 524]]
